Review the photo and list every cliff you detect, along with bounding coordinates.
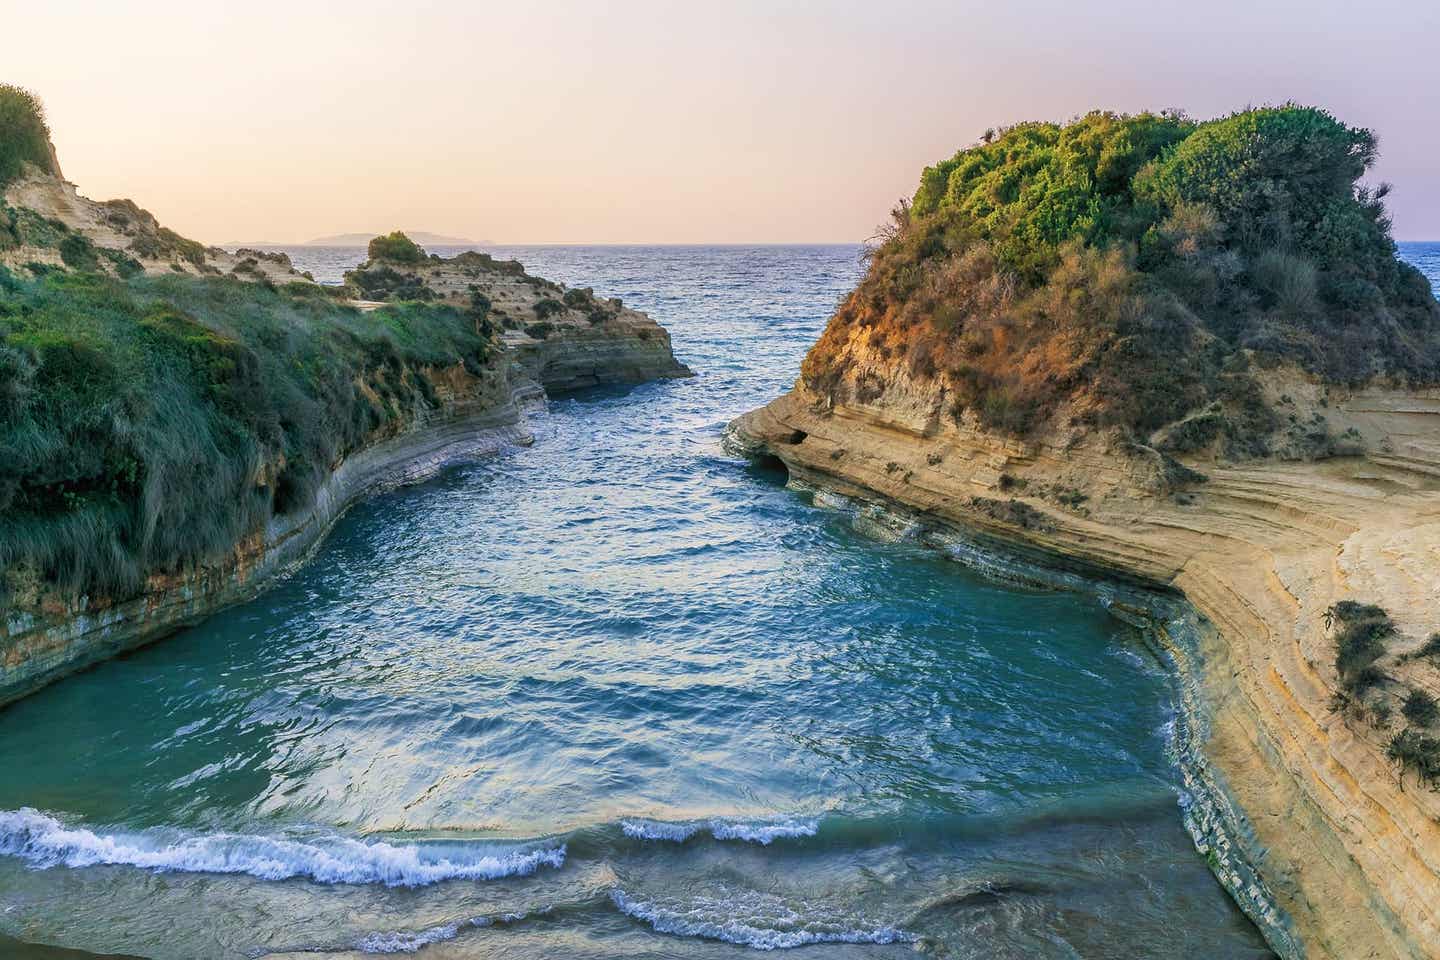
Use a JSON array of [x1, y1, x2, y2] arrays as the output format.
[[732, 107, 1440, 958], [0, 112, 688, 706]]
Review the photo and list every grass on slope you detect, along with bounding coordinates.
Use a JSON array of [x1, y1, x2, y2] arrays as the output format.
[[0, 268, 495, 598]]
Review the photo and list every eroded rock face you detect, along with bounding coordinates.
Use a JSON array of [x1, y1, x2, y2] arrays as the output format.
[[730, 373, 1440, 960], [2, 168, 311, 283]]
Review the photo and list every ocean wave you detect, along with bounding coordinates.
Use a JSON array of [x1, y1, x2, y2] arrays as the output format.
[[620, 816, 818, 846], [356, 921, 464, 954], [610, 887, 914, 950], [0, 808, 564, 887], [355, 911, 532, 954]]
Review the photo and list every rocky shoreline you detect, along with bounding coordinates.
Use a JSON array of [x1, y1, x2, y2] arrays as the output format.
[[730, 381, 1440, 959]]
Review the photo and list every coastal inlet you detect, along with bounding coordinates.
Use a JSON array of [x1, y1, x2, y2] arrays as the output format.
[[9, 242, 1417, 958]]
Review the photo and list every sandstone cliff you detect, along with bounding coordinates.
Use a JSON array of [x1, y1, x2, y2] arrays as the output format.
[[732, 357, 1440, 958]]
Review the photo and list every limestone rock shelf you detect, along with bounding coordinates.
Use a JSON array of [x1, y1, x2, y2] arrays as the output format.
[[731, 379, 1440, 960]]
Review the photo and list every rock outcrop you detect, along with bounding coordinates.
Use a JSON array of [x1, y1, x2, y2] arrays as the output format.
[[344, 245, 691, 390], [731, 366, 1440, 959], [3, 171, 310, 283]]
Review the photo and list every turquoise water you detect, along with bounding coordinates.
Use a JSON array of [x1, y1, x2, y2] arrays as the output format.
[[19, 241, 1432, 957]]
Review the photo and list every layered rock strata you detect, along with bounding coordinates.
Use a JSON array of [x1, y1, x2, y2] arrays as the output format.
[[731, 373, 1440, 960]]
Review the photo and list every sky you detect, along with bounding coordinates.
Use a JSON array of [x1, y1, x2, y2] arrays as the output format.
[[5, 0, 1439, 244]]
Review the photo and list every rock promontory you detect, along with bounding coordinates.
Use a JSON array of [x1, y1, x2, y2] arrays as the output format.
[[733, 107, 1440, 959]]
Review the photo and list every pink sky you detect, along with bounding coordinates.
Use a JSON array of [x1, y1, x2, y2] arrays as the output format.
[[8, 0, 1439, 243]]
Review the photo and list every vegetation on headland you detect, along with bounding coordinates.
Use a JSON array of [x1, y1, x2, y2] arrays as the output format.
[[366, 230, 428, 265], [802, 106, 1440, 447], [0, 265, 496, 599], [0, 85, 52, 188]]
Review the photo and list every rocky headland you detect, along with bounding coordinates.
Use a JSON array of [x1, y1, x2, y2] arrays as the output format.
[[733, 107, 1440, 958], [0, 89, 689, 707]]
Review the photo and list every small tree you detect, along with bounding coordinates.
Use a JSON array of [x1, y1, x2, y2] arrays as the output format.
[[367, 231, 427, 265]]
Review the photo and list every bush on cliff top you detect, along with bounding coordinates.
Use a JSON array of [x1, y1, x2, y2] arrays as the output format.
[[0, 269, 496, 598], [0, 85, 53, 188], [367, 231, 428, 265], [803, 106, 1440, 442]]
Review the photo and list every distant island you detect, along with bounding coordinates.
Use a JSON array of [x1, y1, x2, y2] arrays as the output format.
[[222, 231, 492, 248]]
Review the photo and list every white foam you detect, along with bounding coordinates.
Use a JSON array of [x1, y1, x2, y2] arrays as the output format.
[[620, 816, 818, 846], [354, 911, 531, 954], [621, 818, 702, 842], [356, 922, 463, 954], [707, 817, 818, 844], [611, 888, 913, 951], [0, 808, 564, 887]]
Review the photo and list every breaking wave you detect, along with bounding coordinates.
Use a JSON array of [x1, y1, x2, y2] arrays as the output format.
[[610, 887, 914, 950], [0, 808, 564, 887], [619, 816, 819, 846]]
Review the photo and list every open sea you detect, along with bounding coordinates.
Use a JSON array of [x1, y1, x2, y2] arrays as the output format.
[[2, 242, 1436, 958]]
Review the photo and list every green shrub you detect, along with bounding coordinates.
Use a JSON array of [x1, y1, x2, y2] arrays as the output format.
[[98, 248, 144, 279], [524, 321, 554, 340], [0, 85, 53, 187], [11, 207, 70, 249], [366, 231, 427, 265], [58, 234, 100, 272], [533, 298, 565, 320], [1388, 728, 1440, 789], [342, 265, 434, 302], [1403, 689, 1439, 726], [1330, 600, 1394, 691], [1411, 634, 1440, 662]]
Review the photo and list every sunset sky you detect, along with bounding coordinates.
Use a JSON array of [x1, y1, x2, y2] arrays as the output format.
[[7, 0, 1439, 244]]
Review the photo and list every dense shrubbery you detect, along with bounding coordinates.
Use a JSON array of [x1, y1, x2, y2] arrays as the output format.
[[451, 251, 527, 276], [1330, 600, 1394, 694], [343, 264, 435, 302], [1403, 688, 1438, 726], [1388, 728, 1440, 789], [803, 106, 1440, 443], [533, 297, 565, 320], [0, 269, 496, 597], [367, 231, 427, 265], [0, 85, 53, 188]]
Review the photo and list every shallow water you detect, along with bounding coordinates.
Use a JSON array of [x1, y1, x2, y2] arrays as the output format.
[[21, 240, 1440, 958]]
